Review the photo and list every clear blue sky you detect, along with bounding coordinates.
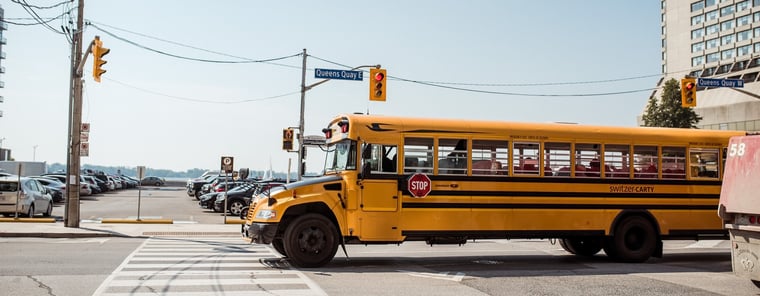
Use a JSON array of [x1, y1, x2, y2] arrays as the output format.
[[1, 1, 660, 174]]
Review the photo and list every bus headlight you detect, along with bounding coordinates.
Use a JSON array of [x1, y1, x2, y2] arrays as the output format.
[[255, 209, 277, 220]]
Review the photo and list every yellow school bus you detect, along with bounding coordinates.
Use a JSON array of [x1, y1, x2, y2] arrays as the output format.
[[242, 113, 746, 268]]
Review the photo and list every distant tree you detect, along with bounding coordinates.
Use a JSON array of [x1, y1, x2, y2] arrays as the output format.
[[642, 78, 702, 128]]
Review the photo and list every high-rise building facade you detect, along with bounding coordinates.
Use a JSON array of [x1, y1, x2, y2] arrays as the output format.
[[654, 0, 760, 131]]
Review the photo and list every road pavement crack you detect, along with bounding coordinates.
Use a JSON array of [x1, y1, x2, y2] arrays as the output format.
[[27, 275, 55, 296]]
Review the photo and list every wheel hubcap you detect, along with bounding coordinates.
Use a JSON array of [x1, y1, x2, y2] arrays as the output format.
[[297, 226, 325, 254]]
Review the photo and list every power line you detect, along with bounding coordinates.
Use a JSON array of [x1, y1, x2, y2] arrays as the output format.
[[12, 0, 67, 35], [10, 0, 69, 10], [88, 22, 303, 64], [102, 76, 300, 104], [310, 55, 660, 97]]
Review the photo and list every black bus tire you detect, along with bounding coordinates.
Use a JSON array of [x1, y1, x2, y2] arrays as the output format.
[[283, 213, 339, 268], [564, 238, 603, 257], [272, 238, 288, 258], [611, 216, 657, 263]]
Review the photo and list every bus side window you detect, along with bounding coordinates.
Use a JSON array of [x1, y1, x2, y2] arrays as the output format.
[[472, 139, 509, 176], [633, 145, 658, 179], [404, 138, 434, 173], [438, 139, 468, 175], [689, 148, 719, 179]]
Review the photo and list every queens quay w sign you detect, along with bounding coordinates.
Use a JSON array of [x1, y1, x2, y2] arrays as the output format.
[[698, 78, 744, 88], [314, 68, 363, 81]]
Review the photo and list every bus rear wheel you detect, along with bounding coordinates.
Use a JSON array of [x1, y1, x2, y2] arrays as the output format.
[[560, 238, 603, 257], [610, 216, 657, 263], [283, 213, 339, 268]]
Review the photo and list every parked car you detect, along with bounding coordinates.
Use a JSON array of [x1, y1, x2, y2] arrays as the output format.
[[141, 176, 165, 186], [212, 183, 258, 215], [198, 192, 222, 210], [83, 176, 102, 194], [31, 177, 66, 203], [42, 174, 92, 196], [0, 176, 53, 217]]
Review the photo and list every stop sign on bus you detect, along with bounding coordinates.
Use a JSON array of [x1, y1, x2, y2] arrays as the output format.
[[408, 173, 432, 198]]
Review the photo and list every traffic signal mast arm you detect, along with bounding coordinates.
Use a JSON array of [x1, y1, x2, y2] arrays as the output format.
[[74, 37, 98, 77]]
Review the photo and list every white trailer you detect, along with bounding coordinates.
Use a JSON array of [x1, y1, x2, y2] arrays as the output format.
[[718, 135, 760, 289]]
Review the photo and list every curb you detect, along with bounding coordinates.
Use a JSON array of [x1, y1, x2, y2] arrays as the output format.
[[0, 217, 56, 223]]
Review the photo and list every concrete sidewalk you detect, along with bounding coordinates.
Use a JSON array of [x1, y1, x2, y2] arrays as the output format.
[[0, 221, 244, 238]]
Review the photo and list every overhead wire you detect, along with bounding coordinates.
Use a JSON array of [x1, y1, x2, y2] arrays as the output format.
[[10, 0, 69, 10], [83, 21, 668, 101], [13, 0, 67, 35], [88, 22, 302, 64]]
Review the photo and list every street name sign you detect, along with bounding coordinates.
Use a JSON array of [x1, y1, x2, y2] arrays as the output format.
[[698, 78, 744, 88], [314, 68, 363, 81]]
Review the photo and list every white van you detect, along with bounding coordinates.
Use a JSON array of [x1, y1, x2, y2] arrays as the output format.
[[0, 176, 54, 217]]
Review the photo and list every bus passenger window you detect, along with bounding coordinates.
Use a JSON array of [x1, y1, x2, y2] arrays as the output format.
[[605, 144, 631, 178], [633, 145, 658, 178], [662, 147, 685, 179], [689, 148, 719, 179], [575, 143, 600, 178], [472, 140, 509, 176], [439, 139, 468, 175], [513, 142, 540, 175], [545, 142, 571, 177], [404, 138, 434, 173]]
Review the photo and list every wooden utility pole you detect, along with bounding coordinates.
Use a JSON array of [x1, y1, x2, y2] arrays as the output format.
[[65, 0, 84, 228]]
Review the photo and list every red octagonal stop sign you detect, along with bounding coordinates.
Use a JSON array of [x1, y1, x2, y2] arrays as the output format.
[[408, 173, 432, 198]]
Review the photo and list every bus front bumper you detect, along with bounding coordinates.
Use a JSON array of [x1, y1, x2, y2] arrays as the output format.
[[242, 222, 277, 244]]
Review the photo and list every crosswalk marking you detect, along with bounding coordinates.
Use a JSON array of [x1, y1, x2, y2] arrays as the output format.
[[93, 237, 327, 296]]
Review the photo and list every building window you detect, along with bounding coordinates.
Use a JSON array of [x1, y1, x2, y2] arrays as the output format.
[[692, 28, 705, 39], [703, 67, 716, 76], [706, 10, 719, 21], [706, 24, 719, 35], [721, 5, 735, 16], [755, 12, 760, 22], [662, 25, 666, 35], [737, 0, 751, 11], [737, 15, 751, 27], [693, 56, 705, 66], [721, 34, 735, 45], [738, 44, 753, 56], [662, 51, 666, 61], [692, 14, 705, 26], [722, 48, 736, 60], [738, 29, 752, 41], [706, 0, 717, 7], [662, 38, 666, 48], [706, 38, 719, 49], [721, 19, 735, 31], [755, 0, 760, 7], [692, 1, 705, 12], [693, 41, 705, 52], [755, 43, 760, 53], [755, 27, 760, 38], [707, 52, 720, 63]]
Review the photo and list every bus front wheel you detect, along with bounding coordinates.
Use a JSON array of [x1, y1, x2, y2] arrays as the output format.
[[282, 213, 339, 268], [610, 216, 657, 263], [271, 238, 288, 258]]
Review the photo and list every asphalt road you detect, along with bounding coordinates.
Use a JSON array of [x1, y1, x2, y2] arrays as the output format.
[[7, 187, 759, 295]]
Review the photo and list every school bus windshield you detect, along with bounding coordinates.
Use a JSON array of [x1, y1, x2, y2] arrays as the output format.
[[324, 140, 357, 173]]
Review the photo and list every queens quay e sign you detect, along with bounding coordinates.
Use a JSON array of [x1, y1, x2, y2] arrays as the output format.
[[698, 78, 744, 88], [314, 68, 363, 81]]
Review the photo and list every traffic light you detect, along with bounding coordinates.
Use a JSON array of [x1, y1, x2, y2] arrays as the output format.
[[92, 36, 110, 83], [680, 78, 697, 107], [369, 68, 387, 101], [282, 128, 294, 151]]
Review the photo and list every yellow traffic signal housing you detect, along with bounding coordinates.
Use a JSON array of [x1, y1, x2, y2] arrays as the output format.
[[92, 36, 110, 82], [369, 68, 387, 101], [680, 78, 697, 107], [282, 128, 294, 151]]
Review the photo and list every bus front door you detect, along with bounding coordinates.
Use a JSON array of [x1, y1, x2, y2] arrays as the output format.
[[358, 179, 402, 241]]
